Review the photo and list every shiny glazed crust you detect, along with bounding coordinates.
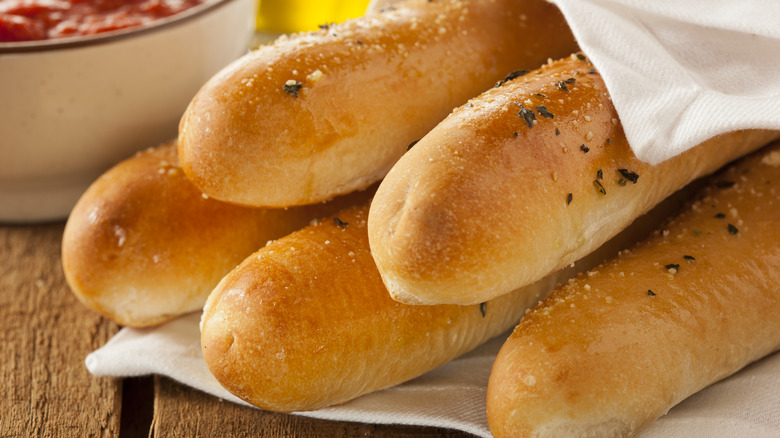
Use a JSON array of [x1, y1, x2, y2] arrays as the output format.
[[201, 203, 570, 412], [178, 0, 577, 207], [61, 141, 372, 327], [486, 143, 780, 437], [367, 54, 780, 305], [199, 167, 709, 412]]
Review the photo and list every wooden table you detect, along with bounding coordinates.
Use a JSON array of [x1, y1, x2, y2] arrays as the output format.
[[0, 222, 472, 437]]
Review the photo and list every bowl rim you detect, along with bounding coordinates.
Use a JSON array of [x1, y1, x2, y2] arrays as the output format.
[[0, 0, 247, 54]]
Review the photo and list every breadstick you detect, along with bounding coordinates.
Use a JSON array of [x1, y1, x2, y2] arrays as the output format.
[[62, 141, 372, 327], [487, 143, 780, 437], [199, 186, 692, 413], [178, 0, 576, 207], [367, 53, 780, 305]]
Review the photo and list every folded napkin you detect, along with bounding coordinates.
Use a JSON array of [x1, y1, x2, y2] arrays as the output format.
[[86, 312, 780, 437], [547, 0, 780, 164], [86, 1, 780, 436]]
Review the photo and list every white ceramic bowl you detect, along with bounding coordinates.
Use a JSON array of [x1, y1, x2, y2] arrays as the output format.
[[0, 0, 256, 223]]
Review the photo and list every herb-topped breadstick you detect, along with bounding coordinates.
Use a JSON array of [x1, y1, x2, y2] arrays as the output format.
[[487, 143, 780, 437], [368, 54, 779, 306], [178, 0, 576, 207]]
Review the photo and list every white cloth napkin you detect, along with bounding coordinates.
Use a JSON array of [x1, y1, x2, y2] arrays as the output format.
[[86, 1, 780, 436], [86, 312, 780, 437], [547, 0, 780, 164]]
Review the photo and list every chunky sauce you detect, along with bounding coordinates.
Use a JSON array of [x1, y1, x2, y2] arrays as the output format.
[[0, 0, 206, 43]]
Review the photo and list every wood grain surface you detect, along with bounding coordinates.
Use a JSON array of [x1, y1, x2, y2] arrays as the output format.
[[0, 223, 121, 437], [0, 222, 471, 437]]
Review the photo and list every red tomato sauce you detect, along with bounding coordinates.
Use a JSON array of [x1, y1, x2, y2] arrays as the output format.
[[0, 0, 206, 43]]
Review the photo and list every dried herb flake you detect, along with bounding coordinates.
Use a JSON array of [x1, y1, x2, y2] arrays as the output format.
[[617, 169, 639, 184], [333, 217, 349, 227], [496, 70, 529, 87], [518, 105, 536, 128], [593, 179, 606, 195], [728, 224, 739, 235], [283, 80, 303, 97], [479, 302, 487, 317], [536, 106, 554, 119]]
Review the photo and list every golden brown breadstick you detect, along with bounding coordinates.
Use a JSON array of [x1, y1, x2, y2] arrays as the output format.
[[487, 143, 780, 437], [367, 53, 780, 305], [62, 141, 372, 327], [199, 186, 692, 413], [179, 0, 576, 207], [201, 203, 564, 412]]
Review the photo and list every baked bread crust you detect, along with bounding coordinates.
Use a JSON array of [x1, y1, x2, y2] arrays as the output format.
[[178, 0, 577, 207], [487, 143, 780, 437], [201, 203, 565, 412], [62, 142, 371, 327], [367, 54, 780, 305]]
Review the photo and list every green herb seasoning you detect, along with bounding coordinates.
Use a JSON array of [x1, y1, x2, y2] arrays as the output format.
[[283, 80, 303, 97], [557, 81, 570, 92], [728, 224, 739, 235], [665, 263, 680, 272], [518, 105, 536, 128], [647, 289, 656, 296], [333, 217, 349, 227], [617, 169, 639, 184], [580, 144, 589, 153], [593, 179, 606, 195], [566, 193, 573, 205], [496, 70, 529, 87], [714, 212, 726, 219], [536, 106, 554, 119], [576, 53, 587, 61], [683, 255, 696, 262], [596, 169, 603, 180], [555, 128, 560, 136], [480, 302, 487, 317]]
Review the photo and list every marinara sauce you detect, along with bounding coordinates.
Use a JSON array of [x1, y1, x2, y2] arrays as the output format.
[[0, 0, 206, 43]]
